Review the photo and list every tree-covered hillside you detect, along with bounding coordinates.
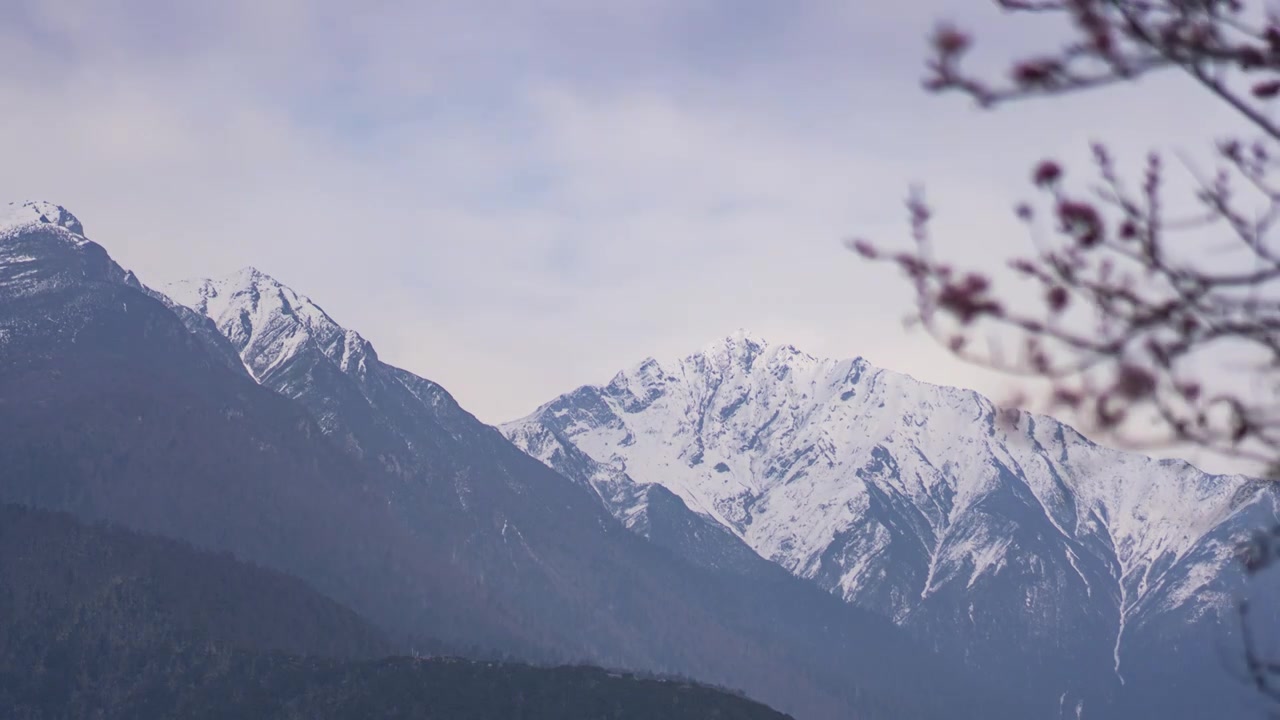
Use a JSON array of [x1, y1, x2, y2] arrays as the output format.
[[0, 504, 790, 720]]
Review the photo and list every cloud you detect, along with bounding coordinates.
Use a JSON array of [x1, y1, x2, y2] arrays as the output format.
[[0, 1, 1258, 472]]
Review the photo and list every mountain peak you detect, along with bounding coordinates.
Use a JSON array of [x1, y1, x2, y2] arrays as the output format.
[[166, 267, 320, 322], [508, 331, 1273, 715], [0, 201, 86, 239], [163, 269, 377, 383], [693, 329, 770, 366], [0, 202, 133, 298], [201, 266, 292, 298], [689, 330, 825, 378], [705, 328, 769, 352], [230, 265, 280, 287]]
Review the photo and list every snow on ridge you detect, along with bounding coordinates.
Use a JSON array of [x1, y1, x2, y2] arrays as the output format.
[[163, 267, 376, 384], [697, 328, 771, 356], [504, 331, 1270, 658], [0, 202, 143, 301], [0, 201, 87, 243], [166, 267, 342, 334]]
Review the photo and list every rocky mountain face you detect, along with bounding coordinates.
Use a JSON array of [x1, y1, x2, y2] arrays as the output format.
[[504, 330, 1280, 718], [0, 201, 465, 656], [0, 202, 996, 720]]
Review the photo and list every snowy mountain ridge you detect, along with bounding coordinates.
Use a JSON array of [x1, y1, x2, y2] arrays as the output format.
[[165, 269, 376, 383], [0, 200, 87, 241], [162, 269, 385, 435], [0, 202, 134, 306], [502, 329, 1279, 706], [509, 329, 1252, 604], [8, 200, 1274, 716], [151, 248, 996, 720]]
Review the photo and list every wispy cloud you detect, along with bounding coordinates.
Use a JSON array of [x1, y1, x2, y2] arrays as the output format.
[[0, 0, 1249, 472]]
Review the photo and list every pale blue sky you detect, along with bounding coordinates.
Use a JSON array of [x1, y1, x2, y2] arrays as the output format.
[[0, 1, 1248, 467]]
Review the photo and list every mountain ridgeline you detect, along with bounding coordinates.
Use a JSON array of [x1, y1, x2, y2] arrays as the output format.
[[503, 330, 1280, 718], [4, 199, 1270, 718], [0, 201, 1001, 719]]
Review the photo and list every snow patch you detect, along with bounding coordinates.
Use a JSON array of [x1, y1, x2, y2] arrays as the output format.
[[0, 201, 87, 242]]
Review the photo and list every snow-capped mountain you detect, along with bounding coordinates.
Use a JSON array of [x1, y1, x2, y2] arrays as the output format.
[[0, 201, 247, 375], [2, 203, 1019, 718], [158, 266, 1008, 720], [166, 269, 376, 384], [504, 329, 1280, 717], [8, 199, 1273, 717], [1, 200, 86, 238], [1, 201, 125, 299], [164, 269, 385, 445]]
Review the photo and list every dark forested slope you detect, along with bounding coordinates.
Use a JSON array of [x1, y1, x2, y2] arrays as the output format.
[[0, 503, 790, 720]]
